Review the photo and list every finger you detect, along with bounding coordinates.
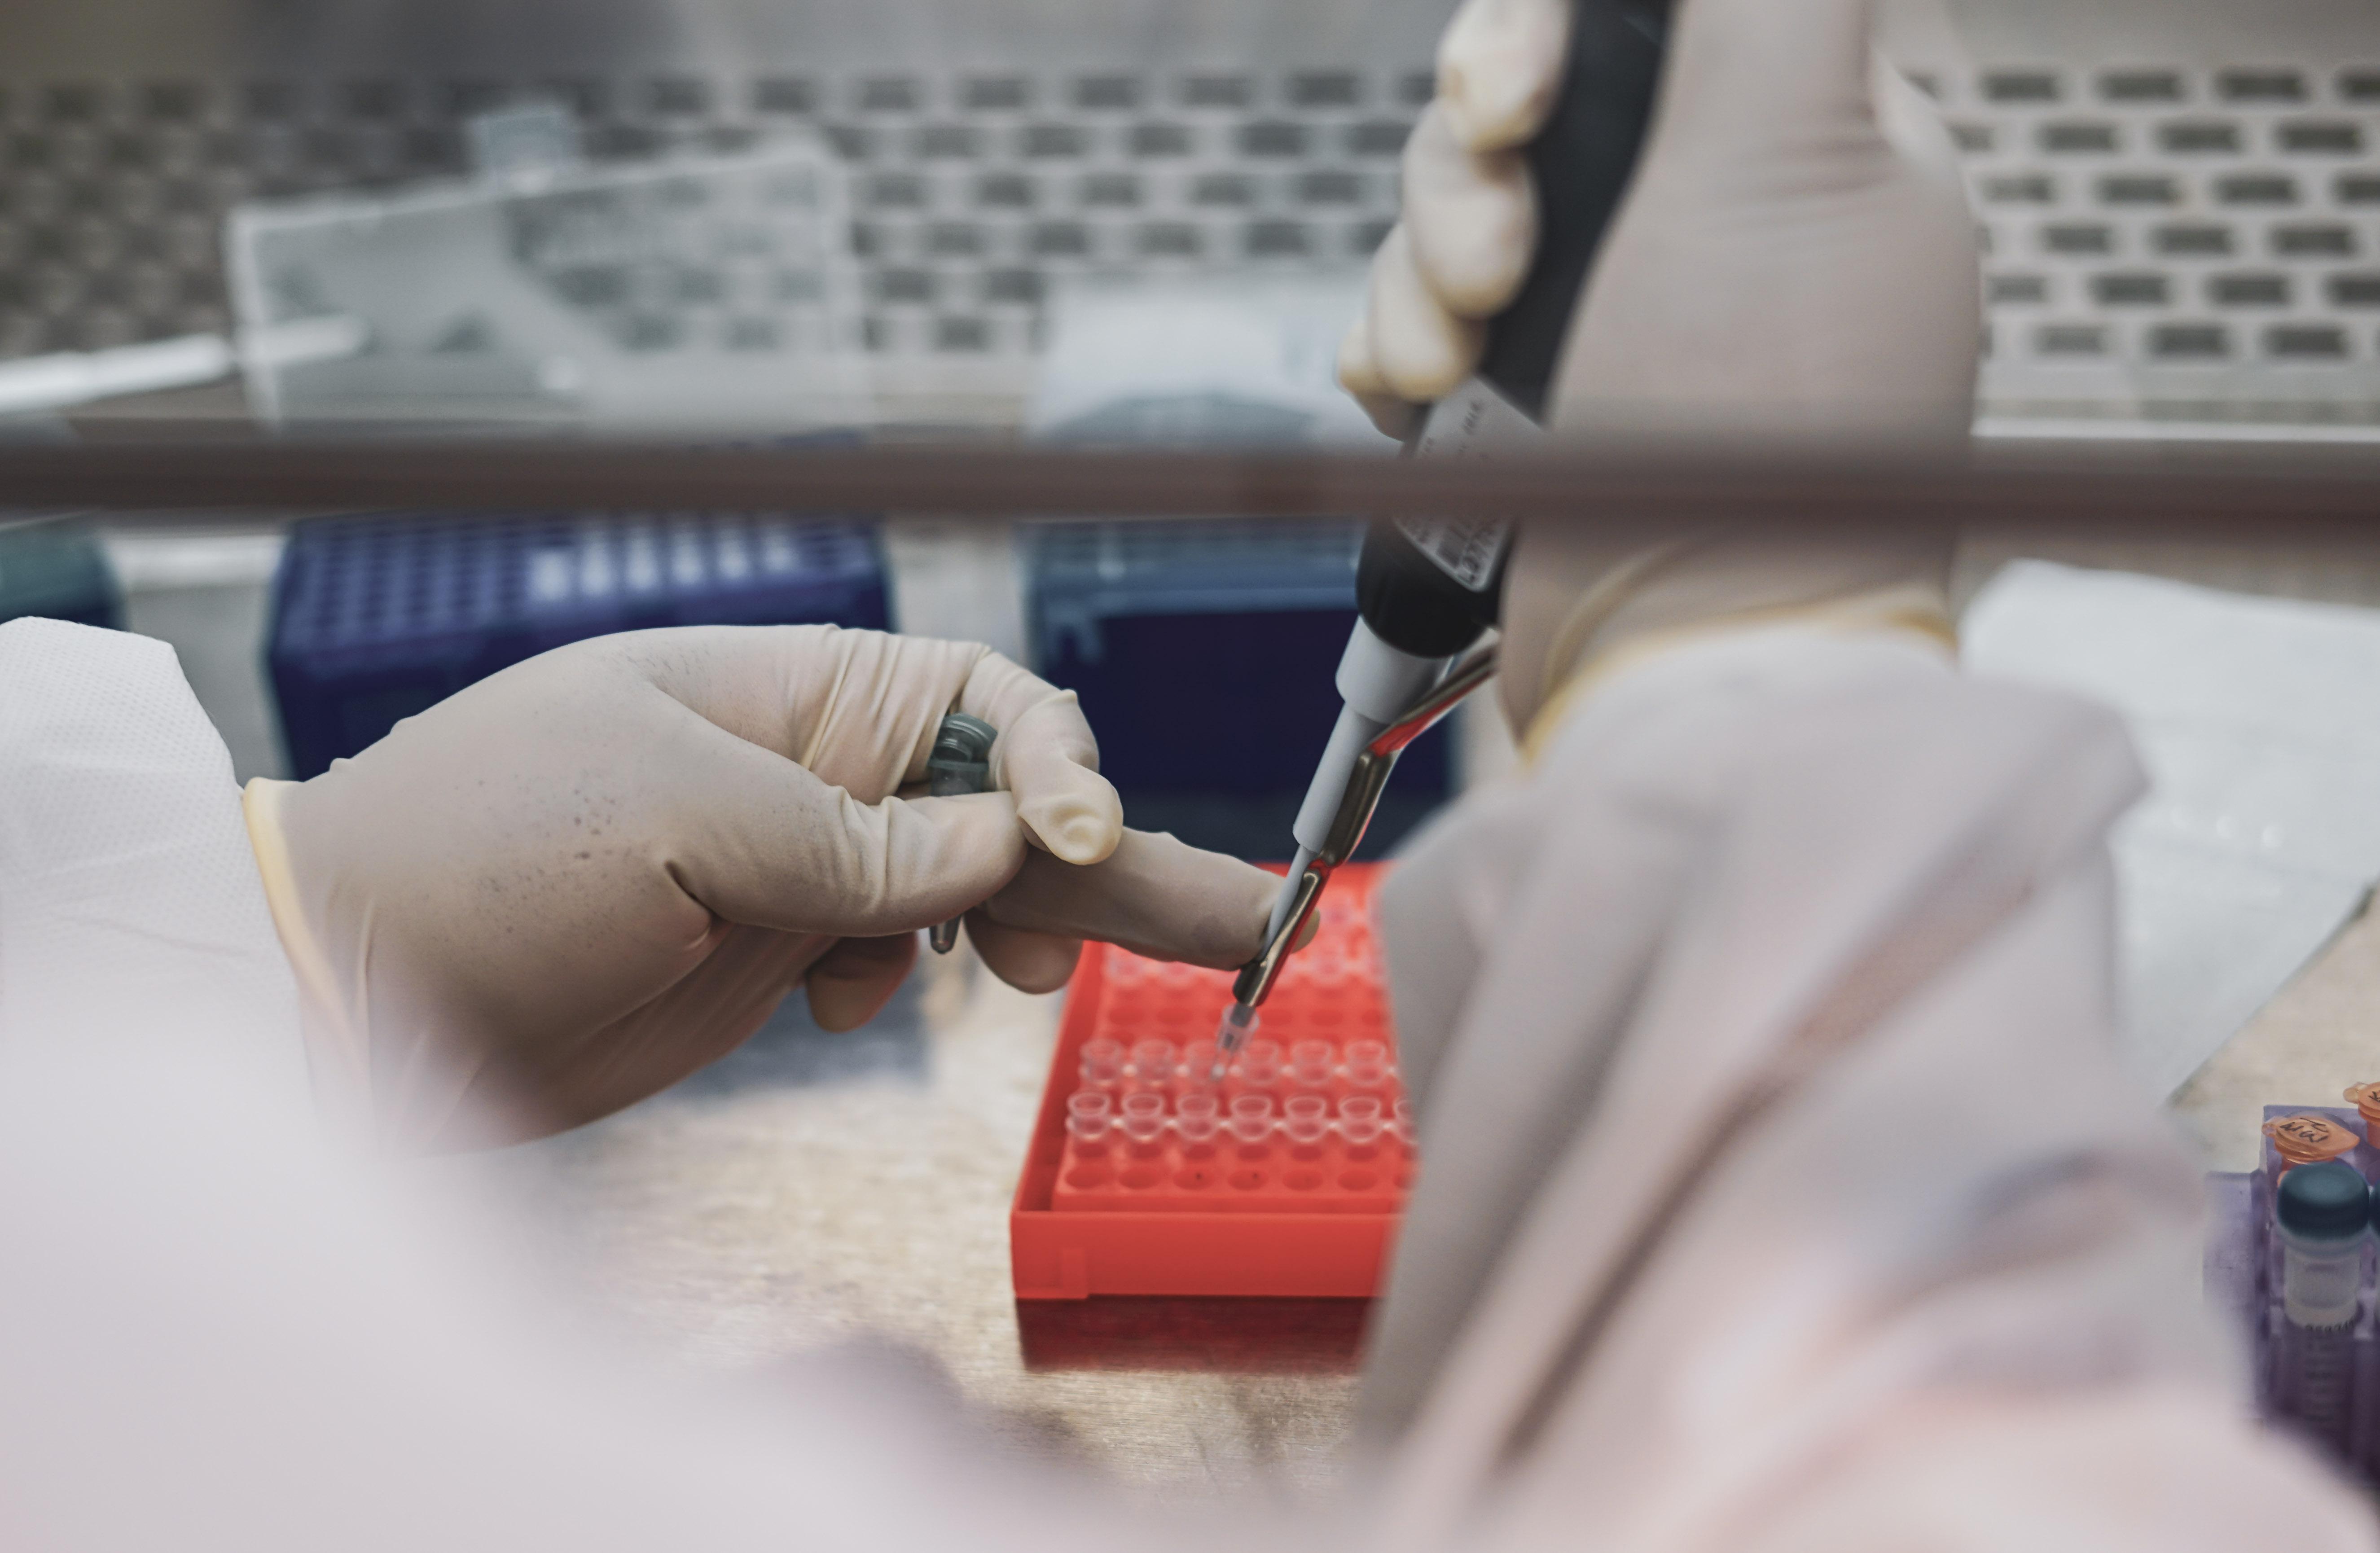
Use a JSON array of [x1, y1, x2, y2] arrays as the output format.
[[980, 829, 1310, 970], [1402, 103, 1538, 319], [1338, 311, 1424, 440], [963, 912, 1084, 995], [1368, 225, 1486, 402], [1436, 0, 1572, 152], [804, 932, 920, 1032], [957, 651, 1123, 867]]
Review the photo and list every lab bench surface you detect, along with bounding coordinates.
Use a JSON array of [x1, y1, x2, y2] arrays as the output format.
[[426, 951, 1365, 1504]]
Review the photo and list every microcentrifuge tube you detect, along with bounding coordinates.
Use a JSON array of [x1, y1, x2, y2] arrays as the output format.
[[1175, 1090, 1221, 1145], [1080, 1038, 1125, 1087], [1338, 1094, 1384, 1147], [1283, 1094, 1329, 1146], [1344, 1040, 1392, 1090], [1131, 1039, 1180, 1088], [1181, 1040, 1221, 1081], [1121, 1091, 1167, 1151], [1228, 1093, 1275, 1145], [1238, 1039, 1283, 1088], [2275, 1159, 2370, 1452], [1290, 1040, 1336, 1089], [1067, 1092, 1113, 1155]]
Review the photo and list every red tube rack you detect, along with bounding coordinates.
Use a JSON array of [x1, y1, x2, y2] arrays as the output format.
[[1010, 864, 1412, 1299]]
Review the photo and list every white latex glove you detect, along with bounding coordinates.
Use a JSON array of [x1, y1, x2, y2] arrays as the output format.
[[242, 626, 1286, 1147], [1342, 0, 1978, 442], [1341, 0, 1981, 733]]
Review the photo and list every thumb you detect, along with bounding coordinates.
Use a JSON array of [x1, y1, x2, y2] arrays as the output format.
[[1651, 0, 1879, 169], [957, 651, 1123, 866]]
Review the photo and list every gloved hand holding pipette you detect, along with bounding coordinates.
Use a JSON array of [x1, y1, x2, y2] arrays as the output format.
[[1333, 0, 2378, 1547], [1341, 0, 1979, 447], [239, 624, 1290, 1147]]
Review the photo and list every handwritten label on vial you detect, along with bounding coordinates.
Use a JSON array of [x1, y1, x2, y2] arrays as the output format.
[[2266, 1114, 2360, 1165]]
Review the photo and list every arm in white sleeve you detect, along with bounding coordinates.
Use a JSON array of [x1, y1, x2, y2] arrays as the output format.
[[0, 616, 1322, 1552], [1361, 623, 2376, 1552]]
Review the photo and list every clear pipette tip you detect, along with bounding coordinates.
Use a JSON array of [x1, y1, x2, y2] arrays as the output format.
[[1210, 1000, 1258, 1084]]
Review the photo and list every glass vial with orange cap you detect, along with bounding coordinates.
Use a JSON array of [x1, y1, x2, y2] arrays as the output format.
[[2345, 1082, 2380, 1147]]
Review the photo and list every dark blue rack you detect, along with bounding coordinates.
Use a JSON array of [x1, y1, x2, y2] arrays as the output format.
[[268, 510, 887, 778], [1024, 518, 1451, 861]]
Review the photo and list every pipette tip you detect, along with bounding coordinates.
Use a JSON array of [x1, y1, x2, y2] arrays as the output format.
[[1210, 1000, 1258, 1084]]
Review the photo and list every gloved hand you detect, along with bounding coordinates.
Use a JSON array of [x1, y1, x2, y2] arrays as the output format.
[[242, 625, 1287, 1147], [1339, 0, 1981, 734]]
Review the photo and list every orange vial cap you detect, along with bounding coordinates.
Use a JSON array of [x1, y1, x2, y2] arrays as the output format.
[[2266, 1113, 2361, 1171]]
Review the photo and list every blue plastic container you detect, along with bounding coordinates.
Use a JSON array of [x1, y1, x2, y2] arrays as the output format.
[[269, 511, 887, 778], [1024, 518, 1451, 860]]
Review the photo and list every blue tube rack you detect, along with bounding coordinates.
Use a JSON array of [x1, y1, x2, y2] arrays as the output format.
[[268, 510, 886, 777]]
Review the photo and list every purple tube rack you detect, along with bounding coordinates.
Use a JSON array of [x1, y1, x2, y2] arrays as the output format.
[[2207, 1103, 2380, 1479]]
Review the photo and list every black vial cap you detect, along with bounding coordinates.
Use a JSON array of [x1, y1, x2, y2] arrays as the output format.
[[2279, 1160, 2371, 1240]]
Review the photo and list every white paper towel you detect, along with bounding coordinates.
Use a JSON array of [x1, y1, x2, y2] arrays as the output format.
[[1965, 561, 2380, 1097]]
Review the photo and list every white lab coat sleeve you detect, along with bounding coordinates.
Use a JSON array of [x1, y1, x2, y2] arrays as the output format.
[[0, 1016, 1291, 1553], [0, 617, 308, 1107], [1361, 624, 2378, 1552], [0, 616, 1308, 1553]]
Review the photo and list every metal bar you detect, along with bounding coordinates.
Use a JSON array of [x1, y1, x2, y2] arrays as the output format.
[[5, 435, 2380, 540]]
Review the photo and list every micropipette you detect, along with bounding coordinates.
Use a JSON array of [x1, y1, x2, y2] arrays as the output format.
[[924, 711, 998, 954], [1219, 0, 1672, 1079], [1211, 645, 1498, 1079]]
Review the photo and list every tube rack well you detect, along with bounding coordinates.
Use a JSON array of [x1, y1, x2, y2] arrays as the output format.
[[1011, 863, 1410, 1299]]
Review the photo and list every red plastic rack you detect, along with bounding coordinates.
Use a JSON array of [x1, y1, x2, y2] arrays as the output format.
[[1011, 864, 1413, 1300]]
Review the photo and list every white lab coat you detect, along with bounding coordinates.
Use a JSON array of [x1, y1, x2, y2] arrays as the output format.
[[0, 614, 2369, 1550], [1363, 621, 2374, 1551]]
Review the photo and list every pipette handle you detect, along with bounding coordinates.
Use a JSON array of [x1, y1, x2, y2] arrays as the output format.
[[1351, 3, 1669, 659], [1472, 0, 1670, 420]]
